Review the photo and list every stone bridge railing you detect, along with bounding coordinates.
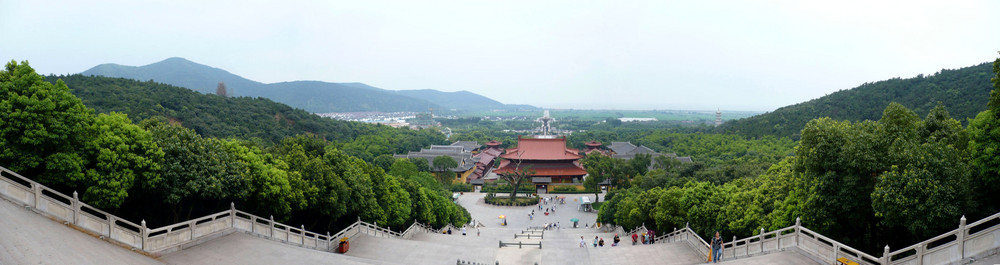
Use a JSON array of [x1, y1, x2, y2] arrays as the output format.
[[0, 166, 451, 256]]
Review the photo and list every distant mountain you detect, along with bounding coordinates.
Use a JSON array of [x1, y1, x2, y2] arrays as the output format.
[[718, 62, 994, 139], [395, 89, 506, 111], [80, 57, 531, 113]]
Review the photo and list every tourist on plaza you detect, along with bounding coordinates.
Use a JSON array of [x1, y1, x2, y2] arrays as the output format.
[[580, 236, 586, 248], [649, 230, 655, 244], [632, 233, 638, 245], [477, 228, 481, 237], [593, 236, 599, 247], [461, 227, 467, 236], [613, 234, 620, 246], [711, 231, 723, 263], [448, 227, 452, 234], [641, 232, 647, 244], [599, 237, 605, 247]]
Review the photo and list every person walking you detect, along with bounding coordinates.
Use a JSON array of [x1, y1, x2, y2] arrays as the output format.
[[631, 233, 638, 245], [477, 228, 480, 237], [579, 236, 587, 248], [599, 238, 605, 247], [711, 231, 723, 263], [613, 234, 621, 247], [593, 236, 599, 247], [461, 227, 467, 236]]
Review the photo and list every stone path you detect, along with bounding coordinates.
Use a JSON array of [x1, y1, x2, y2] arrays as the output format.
[[160, 232, 377, 265], [0, 190, 847, 264], [0, 196, 162, 265]]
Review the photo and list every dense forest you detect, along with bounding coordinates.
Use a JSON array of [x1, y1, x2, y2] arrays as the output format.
[[3, 61, 467, 234], [719, 62, 995, 139], [47, 74, 448, 163], [596, 58, 1000, 255]]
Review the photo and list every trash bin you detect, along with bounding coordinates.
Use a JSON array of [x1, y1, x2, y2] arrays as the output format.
[[338, 238, 350, 253]]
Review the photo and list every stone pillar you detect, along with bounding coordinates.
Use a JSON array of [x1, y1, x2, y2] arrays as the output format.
[[833, 244, 839, 263], [32, 182, 41, 208], [230, 202, 235, 228], [141, 220, 147, 251], [72, 191, 79, 224], [270, 215, 275, 238], [251, 216, 257, 233], [301, 225, 306, 245], [916, 243, 924, 265], [795, 217, 801, 247], [882, 245, 890, 265], [189, 219, 196, 240], [732, 236, 736, 259], [760, 228, 765, 253], [958, 216, 966, 260], [108, 215, 116, 238], [285, 225, 290, 242]]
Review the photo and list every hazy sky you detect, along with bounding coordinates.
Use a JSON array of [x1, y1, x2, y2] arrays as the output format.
[[2, 1, 998, 111]]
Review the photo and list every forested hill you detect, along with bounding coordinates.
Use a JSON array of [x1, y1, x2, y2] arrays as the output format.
[[718, 62, 994, 139], [80, 57, 534, 112], [46, 74, 446, 150]]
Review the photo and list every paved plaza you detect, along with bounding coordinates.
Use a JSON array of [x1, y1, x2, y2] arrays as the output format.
[[0, 191, 831, 264]]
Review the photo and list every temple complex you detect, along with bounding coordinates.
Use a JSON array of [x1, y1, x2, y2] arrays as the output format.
[[494, 136, 587, 193]]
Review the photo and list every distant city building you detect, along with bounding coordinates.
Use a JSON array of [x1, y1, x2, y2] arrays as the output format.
[[607, 141, 693, 163], [617, 117, 658, 122], [408, 110, 440, 129]]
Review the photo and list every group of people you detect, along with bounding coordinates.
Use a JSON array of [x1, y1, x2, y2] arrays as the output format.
[[542, 222, 559, 230], [578, 234, 623, 248], [539, 196, 565, 205], [629, 230, 656, 245]]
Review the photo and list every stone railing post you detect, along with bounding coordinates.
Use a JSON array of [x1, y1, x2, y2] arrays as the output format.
[[141, 220, 147, 251], [285, 225, 290, 242], [32, 182, 41, 208], [108, 215, 117, 238], [230, 202, 236, 228], [251, 216, 257, 233], [916, 243, 924, 265], [834, 244, 840, 263], [685, 222, 690, 241], [300, 225, 306, 245], [760, 228, 765, 253], [795, 217, 801, 247], [327, 231, 332, 250], [269, 215, 275, 238], [72, 191, 79, 224], [958, 216, 966, 260], [882, 245, 890, 265], [189, 219, 197, 240], [731, 235, 736, 259]]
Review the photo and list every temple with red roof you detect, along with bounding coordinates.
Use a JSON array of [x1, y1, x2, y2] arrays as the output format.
[[494, 136, 587, 193]]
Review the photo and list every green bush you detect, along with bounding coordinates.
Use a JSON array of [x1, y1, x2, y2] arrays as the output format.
[[450, 183, 473, 192], [484, 193, 539, 206]]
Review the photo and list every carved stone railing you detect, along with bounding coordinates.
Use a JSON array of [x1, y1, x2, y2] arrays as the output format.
[[659, 213, 1000, 265], [0, 166, 450, 256]]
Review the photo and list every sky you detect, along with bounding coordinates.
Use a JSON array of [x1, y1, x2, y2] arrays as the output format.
[[2, 1, 998, 111]]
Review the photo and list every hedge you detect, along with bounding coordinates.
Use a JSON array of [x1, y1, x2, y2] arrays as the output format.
[[484, 193, 539, 206]]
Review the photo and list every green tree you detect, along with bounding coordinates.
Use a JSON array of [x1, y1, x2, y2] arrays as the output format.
[[77, 113, 164, 208], [0, 60, 93, 185], [432, 155, 458, 172], [143, 120, 249, 221], [968, 55, 1000, 212]]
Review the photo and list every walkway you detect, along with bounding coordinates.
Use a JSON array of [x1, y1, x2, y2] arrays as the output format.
[[0, 190, 830, 264], [0, 196, 161, 265]]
